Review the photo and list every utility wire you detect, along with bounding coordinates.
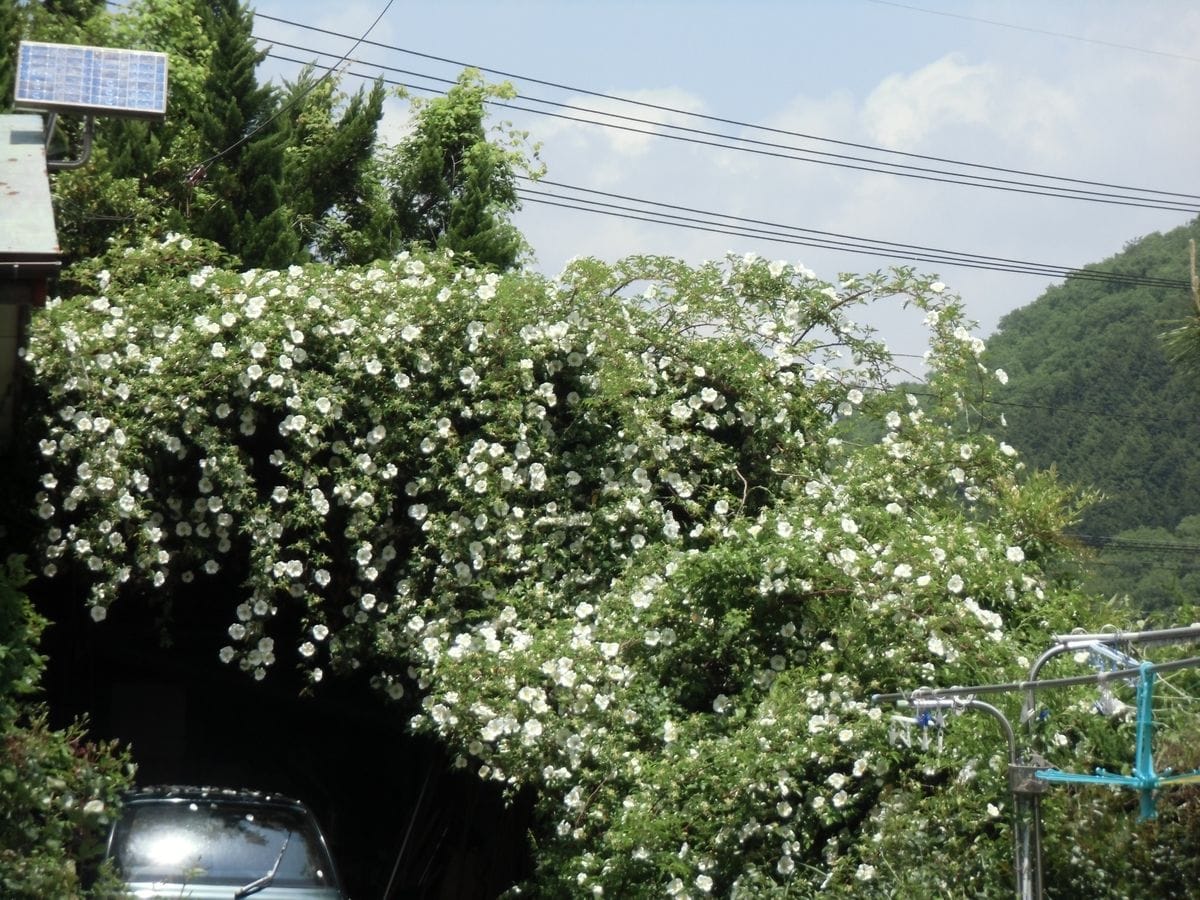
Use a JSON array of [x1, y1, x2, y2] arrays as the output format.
[[496, 104, 1199, 214], [516, 190, 1186, 286], [262, 48, 1200, 279], [520, 189, 1045, 279], [263, 42, 1196, 213], [189, 0, 396, 178], [863, 0, 1200, 65], [503, 107, 1198, 213], [254, 18, 1200, 211], [514, 178, 1191, 289]]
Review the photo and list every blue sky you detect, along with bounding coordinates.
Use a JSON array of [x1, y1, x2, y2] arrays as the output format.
[[248, 0, 1200, 364]]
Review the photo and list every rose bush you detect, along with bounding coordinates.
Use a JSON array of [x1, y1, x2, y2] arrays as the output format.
[[26, 236, 1128, 895], [0, 557, 132, 898]]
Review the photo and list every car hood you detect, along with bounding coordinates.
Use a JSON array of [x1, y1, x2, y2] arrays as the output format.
[[123, 883, 344, 900]]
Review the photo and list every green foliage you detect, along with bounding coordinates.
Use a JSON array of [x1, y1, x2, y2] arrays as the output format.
[[25, 241, 1161, 894], [983, 220, 1200, 544], [1162, 241, 1200, 379], [383, 69, 543, 270], [40, 0, 106, 21], [977, 218, 1200, 894], [35, 1, 533, 273], [1072, 515, 1200, 614], [279, 68, 392, 265], [0, 0, 23, 111], [189, 0, 298, 268], [0, 557, 132, 898], [0, 560, 44, 722], [33, 0, 212, 265], [23, 0, 103, 43]]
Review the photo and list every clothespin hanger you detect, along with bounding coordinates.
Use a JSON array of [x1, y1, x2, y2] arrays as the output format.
[[889, 714, 915, 748], [1037, 662, 1200, 820]]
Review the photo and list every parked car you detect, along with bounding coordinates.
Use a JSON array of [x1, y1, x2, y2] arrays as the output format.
[[106, 785, 345, 899]]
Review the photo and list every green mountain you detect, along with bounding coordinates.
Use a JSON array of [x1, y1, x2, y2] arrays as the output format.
[[982, 217, 1200, 610]]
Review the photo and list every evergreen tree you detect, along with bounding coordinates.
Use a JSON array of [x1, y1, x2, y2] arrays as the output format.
[[23, 0, 104, 43], [32, 1, 538, 272], [40, 0, 214, 267], [191, 0, 298, 267], [279, 67, 390, 264], [384, 69, 541, 270], [39, 0, 104, 20], [983, 218, 1200, 611]]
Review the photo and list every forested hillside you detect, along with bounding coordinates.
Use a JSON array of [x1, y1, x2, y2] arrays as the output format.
[[983, 218, 1200, 609]]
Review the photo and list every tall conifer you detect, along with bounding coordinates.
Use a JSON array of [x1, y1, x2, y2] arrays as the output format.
[[193, 0, 298, 267], [386, 71, 536, 271], [279, 67, 389, 263]]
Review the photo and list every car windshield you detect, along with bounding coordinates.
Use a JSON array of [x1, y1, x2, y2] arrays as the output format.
[[110, 799, 336, 887]]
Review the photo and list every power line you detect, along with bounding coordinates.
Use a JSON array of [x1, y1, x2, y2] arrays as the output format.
[[254, 12, 1200, 199], [190, 0, 396, 178], [257, 48, 1200, 214], [262, 50, 1197, 309], [262, 43, 1196, 214], [515, 191, 1185, 286], [1071, 535, 1200, 554], [522, 189, 1092, 282], [500, 105, 1197, 214], [253, 17, 1200, 213], [514, 178, 1191, 289], [863, 0, 1200, 65]]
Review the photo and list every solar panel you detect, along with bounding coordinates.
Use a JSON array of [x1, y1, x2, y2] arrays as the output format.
[[14, 41, 168, 120]]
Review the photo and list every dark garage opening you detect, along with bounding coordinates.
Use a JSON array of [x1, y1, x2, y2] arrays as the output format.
[[38, 581, 534, 899]]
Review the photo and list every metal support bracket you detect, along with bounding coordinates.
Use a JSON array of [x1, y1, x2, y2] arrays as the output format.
[[1010, 763, 1052, 795]]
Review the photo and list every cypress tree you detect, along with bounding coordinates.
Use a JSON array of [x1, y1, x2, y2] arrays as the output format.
[[280, 67, 390, 263], [192, 0, 298, 267], [386, 70, 534, 271]]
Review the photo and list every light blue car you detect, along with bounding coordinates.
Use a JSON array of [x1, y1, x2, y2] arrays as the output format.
[[106, 786, 345, 899]]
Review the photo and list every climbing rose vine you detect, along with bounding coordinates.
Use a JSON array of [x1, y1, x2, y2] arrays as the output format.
[[26, 235, 1098, 895]]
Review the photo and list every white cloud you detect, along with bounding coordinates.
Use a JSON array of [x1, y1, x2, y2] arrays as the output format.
[[863, 53, 996, 148], [860, 52, 1079, 161]]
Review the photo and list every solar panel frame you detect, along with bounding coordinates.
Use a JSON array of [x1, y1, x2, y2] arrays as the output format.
[[14, 41, 168, 120]]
